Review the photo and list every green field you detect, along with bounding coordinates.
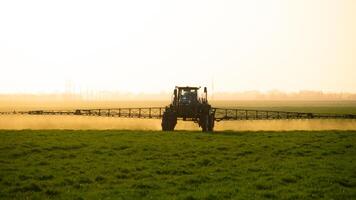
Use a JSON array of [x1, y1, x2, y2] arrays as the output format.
[[1, 130, 356, 199]]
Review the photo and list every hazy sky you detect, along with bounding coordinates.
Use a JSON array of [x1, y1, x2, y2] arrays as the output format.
[[0, 0, 355, 94]]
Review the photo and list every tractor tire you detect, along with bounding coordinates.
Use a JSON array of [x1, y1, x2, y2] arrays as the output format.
[[208, 114, 215, 132], [200, 114, 209, 132], [170, 112, 177, 130], [161, 110, 177, 131], [200, 113, 214, 132], [161, 117, 169, 131]]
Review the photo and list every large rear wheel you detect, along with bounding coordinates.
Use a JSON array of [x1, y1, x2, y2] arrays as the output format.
[[200, 113, 214, 132], [208, 114, 215, 132], [161, 110, 177, 131]]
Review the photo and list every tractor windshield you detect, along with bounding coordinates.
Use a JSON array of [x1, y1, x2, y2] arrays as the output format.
[[179, 88, 198, 105]]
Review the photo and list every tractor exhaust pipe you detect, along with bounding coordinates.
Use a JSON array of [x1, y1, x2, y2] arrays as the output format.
[[173, 89, 178, 105], [204, 87, 208, 103]]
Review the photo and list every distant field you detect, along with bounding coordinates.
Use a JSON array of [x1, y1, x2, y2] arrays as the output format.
[[1, 100, 356, 130], [212, 100, 356, 114], [1, 100, 356, 114], [1, 130, 355, 199]]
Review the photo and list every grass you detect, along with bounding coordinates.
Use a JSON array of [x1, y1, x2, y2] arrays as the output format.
[[0, 130, 356, 199]]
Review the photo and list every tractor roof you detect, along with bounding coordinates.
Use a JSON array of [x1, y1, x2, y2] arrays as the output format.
[[175, 86, 201, 90]]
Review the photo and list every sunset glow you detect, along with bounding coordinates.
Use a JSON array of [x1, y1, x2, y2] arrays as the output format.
[[0, 0, 355, 94]]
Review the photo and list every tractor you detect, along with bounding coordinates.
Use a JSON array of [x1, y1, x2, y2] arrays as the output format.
[[161, 86, 215, 132]]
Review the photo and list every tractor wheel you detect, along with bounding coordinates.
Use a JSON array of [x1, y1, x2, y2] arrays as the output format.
[[200, 113, 214, 132], [161, 111, 169, 131], [161, 110, 177, 131], [169, 112, 177, 131], [208, 114, 215, 132], [200, 114, 209, 132]]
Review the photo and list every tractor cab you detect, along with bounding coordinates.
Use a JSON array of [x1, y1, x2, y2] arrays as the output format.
[[173, 86, 207, 106], [177, 87, 199, 105]]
